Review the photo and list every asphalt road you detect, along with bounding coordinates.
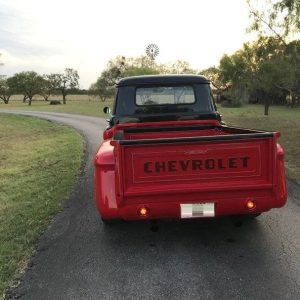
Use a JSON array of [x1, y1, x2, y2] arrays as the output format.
[[1, 110, 300, 300]]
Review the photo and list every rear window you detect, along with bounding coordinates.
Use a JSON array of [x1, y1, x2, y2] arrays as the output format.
[[136, 86, 196, 106]]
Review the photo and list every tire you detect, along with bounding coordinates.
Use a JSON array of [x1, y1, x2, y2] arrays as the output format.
[[248, 213, 261, 219], [101, 217, 126, 226], [101, 217, 119, 226]]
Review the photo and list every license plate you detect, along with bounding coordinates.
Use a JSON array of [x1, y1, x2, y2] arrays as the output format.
[[180, 203, 215, 218]]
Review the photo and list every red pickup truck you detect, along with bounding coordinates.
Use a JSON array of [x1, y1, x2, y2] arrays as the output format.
[[94, 75, 287, 223]]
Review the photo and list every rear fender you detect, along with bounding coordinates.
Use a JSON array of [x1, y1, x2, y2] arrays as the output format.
[[94, 141, 119, 218], [275, 143, 287, 207]]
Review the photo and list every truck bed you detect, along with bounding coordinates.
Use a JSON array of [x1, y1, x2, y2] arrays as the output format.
[[111, 124, 277, 198], [118, 124, 275, 142]]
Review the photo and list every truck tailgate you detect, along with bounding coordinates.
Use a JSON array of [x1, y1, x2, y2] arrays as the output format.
[[116, 135, 276, 197]]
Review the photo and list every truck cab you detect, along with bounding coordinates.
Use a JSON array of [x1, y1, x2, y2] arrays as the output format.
[[94, 75, 287, 222]]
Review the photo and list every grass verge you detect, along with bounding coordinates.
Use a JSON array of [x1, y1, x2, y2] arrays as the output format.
[[0, 114, 83, 298]]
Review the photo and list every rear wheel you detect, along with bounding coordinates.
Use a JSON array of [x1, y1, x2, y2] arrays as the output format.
[[248, 213, 261, 219], [101, 217, 119, 226], [101, 217, 127, 226]]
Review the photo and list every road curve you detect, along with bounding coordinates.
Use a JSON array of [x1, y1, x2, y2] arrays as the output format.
[[1, 110, 300, 300]]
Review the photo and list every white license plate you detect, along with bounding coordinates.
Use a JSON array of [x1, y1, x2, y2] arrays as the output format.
[[180, 203, 215, 218]]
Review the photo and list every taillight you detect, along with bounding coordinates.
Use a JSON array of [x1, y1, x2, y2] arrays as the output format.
[[246, 199, 256, 210], [137, 207, 151, 217]]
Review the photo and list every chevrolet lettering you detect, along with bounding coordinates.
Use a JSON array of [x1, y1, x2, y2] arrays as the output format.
[[143, 157, 250, 173]]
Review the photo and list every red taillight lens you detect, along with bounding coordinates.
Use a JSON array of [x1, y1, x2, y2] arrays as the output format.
[[138, 207, 150, 217], [246, 200, 256, 210]]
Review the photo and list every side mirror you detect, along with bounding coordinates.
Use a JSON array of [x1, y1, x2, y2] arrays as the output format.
[[103, 107, 111, 114]]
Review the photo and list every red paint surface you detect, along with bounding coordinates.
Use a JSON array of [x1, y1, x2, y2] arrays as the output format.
[[94, 120, 287, 220]]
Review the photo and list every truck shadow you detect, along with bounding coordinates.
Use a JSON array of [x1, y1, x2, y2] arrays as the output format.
[[100, 216, 266, 265], [102, 216, 262, 249]]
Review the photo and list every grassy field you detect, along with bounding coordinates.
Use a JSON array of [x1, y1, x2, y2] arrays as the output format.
[[0, 114, 83, 298], [0, 95, 112, 117], [219, 105, 300, 182], [1, 98, 299, 181]]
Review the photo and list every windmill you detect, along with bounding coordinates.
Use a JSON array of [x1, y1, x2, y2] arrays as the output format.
[[146, 44, 159, 61]]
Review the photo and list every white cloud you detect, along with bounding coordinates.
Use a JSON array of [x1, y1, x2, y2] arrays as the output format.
[[0, 0, 257, 88]]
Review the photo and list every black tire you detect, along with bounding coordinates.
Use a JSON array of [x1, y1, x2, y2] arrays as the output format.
[[101, 217, 119, 226], [248, 213, 261, 219]]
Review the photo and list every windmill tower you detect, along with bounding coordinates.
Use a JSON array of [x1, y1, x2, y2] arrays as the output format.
[[146, 44, 159, 68]]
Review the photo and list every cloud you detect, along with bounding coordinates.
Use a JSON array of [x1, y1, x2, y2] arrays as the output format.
[[0, 2, 63, 58]]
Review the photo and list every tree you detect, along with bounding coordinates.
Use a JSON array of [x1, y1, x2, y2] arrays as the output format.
[[54, 68, 80, 104], [247, 0, 300, 111], [201, 67, 225, 91], [0, 76, 14, 104], [89, 77, 115, 102], [123, 66, 159, 77], [217, 48, 253, 105], [161, 60, 197, 74], [247, 0, 300, 40], [8, 71, 44, 106], [200, 67, 233, 104], [273, 0, 300, 34], [40, 74, 64, 101], [274, 40, 300, 107], [90, 55, 200, 103], [243, 37, 286, 114], [104, 56, 128, 84], [212, 37, 289, 114], [127, 55, 156, 69], [89, 56, 160, 101]]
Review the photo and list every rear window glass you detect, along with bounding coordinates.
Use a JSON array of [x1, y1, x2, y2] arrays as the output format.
[[136, 86, 196, 106]]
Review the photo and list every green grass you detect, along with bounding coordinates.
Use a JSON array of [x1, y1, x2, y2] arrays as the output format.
[[0, 96, 111, 118], [0, 114, 83, 298], [219, 105, 300, 183]]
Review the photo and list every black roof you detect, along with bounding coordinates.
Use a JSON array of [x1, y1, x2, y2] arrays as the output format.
[[117, 75, 210, 87]]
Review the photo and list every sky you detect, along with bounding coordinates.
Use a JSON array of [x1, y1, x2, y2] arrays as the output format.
[[0, 0, 257, 88]]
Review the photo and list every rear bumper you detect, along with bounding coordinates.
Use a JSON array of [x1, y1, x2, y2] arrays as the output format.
[[94, 171, 287, 221], [96, 194, 284, 221]]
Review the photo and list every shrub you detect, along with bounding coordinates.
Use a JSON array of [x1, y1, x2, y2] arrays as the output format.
[[49, 100, 61, 105]]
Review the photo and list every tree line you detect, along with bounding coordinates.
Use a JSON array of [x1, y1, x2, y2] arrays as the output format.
[[202, 37, 300, 112], [89, 36, 299, 115], [0, 68, 79, 106], [89, 55, 197, 101]]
